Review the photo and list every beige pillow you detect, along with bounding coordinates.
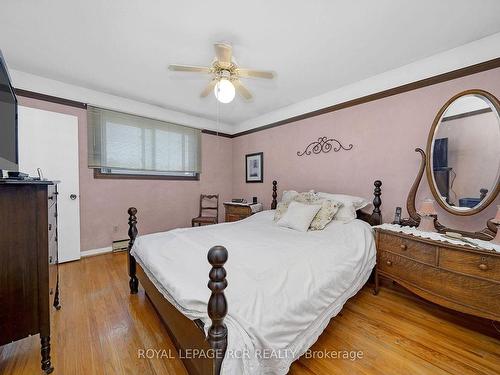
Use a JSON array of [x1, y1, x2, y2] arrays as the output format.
[[281, 190, 299, 204], [309, 199, 343, 230], [293, 191, 320, 204], [274, 201, 288, 221], [274, 191, 320, 221]]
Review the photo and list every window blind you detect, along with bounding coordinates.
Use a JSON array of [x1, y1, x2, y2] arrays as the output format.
[[87, 106, 201, 174]]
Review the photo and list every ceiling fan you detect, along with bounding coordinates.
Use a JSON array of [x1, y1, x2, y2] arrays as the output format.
[[168, 42, 275, 103]]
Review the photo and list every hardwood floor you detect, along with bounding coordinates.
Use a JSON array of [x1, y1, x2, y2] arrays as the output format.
[[1, 252, 498, 375]]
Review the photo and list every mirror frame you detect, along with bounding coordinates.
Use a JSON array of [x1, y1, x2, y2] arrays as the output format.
[[426, 89, 500, 216]]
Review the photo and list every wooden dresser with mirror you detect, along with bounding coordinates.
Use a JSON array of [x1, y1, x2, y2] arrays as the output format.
[[375, 89, 500, 322]]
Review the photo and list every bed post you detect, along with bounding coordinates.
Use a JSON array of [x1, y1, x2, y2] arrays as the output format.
[[127, 207, 139, 294], [371, 180, 382, 225], [207, 245, 228, 375], [271, 180, 278, 209]]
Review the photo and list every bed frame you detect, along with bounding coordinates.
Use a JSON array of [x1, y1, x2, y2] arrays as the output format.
[[127, 179, 382, 375]]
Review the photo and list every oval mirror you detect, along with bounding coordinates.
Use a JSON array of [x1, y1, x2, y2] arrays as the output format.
[[426, 90, 500, 216]]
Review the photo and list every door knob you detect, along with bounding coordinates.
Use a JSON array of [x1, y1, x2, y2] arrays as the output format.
[[70, 194, 77, 200], [478, 263, 488, 271]]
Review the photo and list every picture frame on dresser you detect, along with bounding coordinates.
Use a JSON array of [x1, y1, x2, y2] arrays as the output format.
[[245, 152, 263, 183]]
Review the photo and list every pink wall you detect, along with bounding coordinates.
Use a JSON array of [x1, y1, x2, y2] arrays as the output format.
[[18, 96, 233, 251], [18, 66, 500, 251], [232, 67, 500, 232]]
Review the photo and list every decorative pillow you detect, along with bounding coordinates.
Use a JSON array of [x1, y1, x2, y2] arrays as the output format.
[[293, 191, 320, 204], [316, 192, 369, 209], [309, 199, 343, 230], [276, 201, 322, 232], [281, 190, 299, 204], [274, 191, 321, 221], [317, 192, 370, 223], [274, 201, 288, 221]]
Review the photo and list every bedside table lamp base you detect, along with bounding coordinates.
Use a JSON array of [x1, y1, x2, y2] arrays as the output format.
[[417, 215, 436, 232], [417, 199, 437, 233], [491, 224, 500, 245], [491, 206, 500, 245]]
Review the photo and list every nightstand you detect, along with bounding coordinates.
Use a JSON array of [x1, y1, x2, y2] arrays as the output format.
[[374, 228, 500, 321], [223, 202, 263, 222]]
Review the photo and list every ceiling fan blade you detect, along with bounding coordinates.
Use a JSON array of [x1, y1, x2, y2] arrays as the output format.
[[200, 80, 217, 97], [168, 64, 211, 73], [233, 80, 252, 100], [214, 43, 232, 68], [237, 68, 275, 79]]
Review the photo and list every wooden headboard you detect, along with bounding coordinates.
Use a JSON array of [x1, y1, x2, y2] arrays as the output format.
[[270, 179, 382, 226]]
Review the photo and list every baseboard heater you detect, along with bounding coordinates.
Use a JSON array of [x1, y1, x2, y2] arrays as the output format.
[[112, 239, 129, 252]]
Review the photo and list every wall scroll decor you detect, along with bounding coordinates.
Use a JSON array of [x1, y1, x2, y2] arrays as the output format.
[[297, 136, 353, 157]]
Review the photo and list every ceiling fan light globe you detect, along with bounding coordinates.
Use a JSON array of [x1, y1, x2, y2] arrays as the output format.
[[214, 78, 235, 103]]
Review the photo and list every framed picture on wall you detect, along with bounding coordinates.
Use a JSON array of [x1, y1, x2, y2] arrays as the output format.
[[245, 152, 263, 183]]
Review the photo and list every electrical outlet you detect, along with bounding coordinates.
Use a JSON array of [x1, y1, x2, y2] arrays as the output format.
[[113, 225, 119, 233]]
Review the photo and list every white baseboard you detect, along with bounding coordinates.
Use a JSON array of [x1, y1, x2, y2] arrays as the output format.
[[81, 246, 113, 258]]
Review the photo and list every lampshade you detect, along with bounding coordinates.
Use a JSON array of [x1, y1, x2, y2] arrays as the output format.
[[491, 205, 500, 245], [418, 198, 437, 216], [214, 78, 235, 104]]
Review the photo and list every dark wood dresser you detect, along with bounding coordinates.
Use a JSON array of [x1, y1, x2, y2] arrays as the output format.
[[374, 228, 499, 321], [0, 180, 59, 374]]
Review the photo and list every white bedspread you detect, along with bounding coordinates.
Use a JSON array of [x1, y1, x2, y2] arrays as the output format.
[[131, 210, 376, 374]]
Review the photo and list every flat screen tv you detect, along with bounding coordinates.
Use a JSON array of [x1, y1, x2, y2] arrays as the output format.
[[0, 50, 18, 172], [433, 137, 448, 170]]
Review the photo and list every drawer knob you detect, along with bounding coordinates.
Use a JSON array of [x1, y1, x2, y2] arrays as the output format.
[[386, 260, 393, 266], [400, 244, 407, 250], [478, 263, 488, 271]]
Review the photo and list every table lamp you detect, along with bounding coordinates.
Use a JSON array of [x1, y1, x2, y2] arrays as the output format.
[[491, 205, 500, 245], [418, 198, 437, 232]]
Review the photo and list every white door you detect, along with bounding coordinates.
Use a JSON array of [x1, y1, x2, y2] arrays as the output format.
[[18, 106, 81, 263]]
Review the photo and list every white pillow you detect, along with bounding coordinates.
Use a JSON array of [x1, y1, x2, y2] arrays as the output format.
[[274, 190, 319, 222], [281, 190, 299, 204], [333, 201, 358, 222], [317, 192, 370, 223], [316, 192, 370, 208], [276, 201, 322, 232]]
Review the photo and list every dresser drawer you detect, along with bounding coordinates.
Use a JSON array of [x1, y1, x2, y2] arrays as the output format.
[[224, 204, 253, 222], [439, 248, 500, 282], [226, 205, 251, 215], [378, 250, 500, 316], [225, 213, 245, 222], [378, 232, 437, 265]]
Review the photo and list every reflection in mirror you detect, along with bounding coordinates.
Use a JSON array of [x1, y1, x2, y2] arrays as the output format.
[[430, 93, 500, 214]]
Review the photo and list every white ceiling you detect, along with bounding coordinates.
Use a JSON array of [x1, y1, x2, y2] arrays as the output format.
[[2, 0, 500, 130]]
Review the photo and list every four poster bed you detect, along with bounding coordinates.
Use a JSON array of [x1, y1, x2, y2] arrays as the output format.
[[126, 179, 382, 375]]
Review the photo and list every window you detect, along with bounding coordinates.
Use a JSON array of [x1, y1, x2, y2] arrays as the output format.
[[88, 106, 201, 179]]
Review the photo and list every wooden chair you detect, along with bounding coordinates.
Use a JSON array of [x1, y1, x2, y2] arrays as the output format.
[[192, 194, 219, 227]]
